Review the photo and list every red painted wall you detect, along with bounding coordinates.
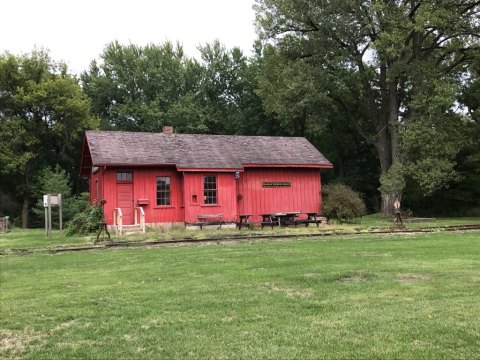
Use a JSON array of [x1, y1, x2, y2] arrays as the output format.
[[89, 168, 104, 205], [97, 167, 184, 225], [183, 173, 237, 223], [91, 166, 323, 225], [237, 168, 322, 222]]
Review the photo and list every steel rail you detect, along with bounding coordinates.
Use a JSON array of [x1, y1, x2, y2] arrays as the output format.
[[2, 224, 480, 255]]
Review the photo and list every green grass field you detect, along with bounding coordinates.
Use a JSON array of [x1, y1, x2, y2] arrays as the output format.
[[1, 215, 479, 251], [1, 230, 479, 359]]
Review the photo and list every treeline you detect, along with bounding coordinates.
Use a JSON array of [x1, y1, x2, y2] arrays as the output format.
[[1, 1, 480, 227]]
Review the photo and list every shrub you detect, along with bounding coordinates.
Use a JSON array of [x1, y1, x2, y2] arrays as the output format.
[[322, 184, 367, 222], [33, 167, 90, 226], [65, 203, 103, 236]]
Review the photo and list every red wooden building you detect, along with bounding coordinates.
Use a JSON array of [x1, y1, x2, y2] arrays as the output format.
[[80, 129, 332, 229]]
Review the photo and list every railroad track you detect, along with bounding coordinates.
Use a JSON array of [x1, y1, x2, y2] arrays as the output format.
[[2, 224, 480, 255]]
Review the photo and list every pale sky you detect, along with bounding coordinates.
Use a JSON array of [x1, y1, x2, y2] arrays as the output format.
[[1, 0, 258, 75]]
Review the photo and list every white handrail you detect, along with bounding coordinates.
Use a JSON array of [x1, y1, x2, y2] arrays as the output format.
[[139, 207, 145, 233], [135, 206, 146, 233], [114, 208, 123, 235]]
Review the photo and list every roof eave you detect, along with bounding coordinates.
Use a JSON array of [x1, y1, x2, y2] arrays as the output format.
[[91, 163, 177, 168], [176, 167, 244, 173], [242, 163, 333, 169], [79, 136, 92, 177]]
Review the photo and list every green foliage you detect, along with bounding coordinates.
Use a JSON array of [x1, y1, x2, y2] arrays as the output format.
[[403, 121, 480, 216], [82, 41, 202, 132], [0, 50, 96, 227], [255, 0, 480, 210], [65, 201, 103, 236], [379, 162, 406, 196], [323, 184, 367, 222], [197, 41, 252, 134], [31, 167, 90, 226], [256, 46, 331, 137], [82, 40, 273, 136]]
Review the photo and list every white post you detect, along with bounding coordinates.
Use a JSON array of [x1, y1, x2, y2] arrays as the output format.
[[45, 207, 48, 237], [139, 207, 145, 233], [58, 194, 63, 236], [48, 202, 52, 237]]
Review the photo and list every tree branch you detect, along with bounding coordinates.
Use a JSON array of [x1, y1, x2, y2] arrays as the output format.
[[408, 0, 424, 18], [329, 93, 376, 146]]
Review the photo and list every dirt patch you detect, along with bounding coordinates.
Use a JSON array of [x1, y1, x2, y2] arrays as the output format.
[[123, 334, 137, 342], [335, 271, 368, 284], [56, 339, 103, 350], [0, 328, 44, 357], [304, 272, 321, 278], [64, 283, 82, 289], [397, 273, 430, 284], [264, 283, 313, 298], [361, 252, 392, 257], [50, 319, 78, 333]]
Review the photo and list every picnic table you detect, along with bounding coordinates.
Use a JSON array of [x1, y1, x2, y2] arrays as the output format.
[[261, 212, 300, 229], [238, 214, 254, 229], [302, 212, 321, 227]]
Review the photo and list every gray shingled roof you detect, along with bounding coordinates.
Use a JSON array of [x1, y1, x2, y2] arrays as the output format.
[[84, 131, 332, 170]]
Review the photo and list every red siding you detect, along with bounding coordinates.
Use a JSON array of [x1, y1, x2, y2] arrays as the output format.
[[92, 166, 324, 226], [98, 167, 184, 225], [183, 173, 237, 223], [237, 168, 322, 222], [90, 172, 101, 205]]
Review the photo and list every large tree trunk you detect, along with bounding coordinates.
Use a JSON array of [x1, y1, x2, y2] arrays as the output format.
[[377, 134, 396, 215], [355, 55, 401, 215], [21, 196, 29, 228], [381, 193, 396, 216], [381, 81, 401, 215]]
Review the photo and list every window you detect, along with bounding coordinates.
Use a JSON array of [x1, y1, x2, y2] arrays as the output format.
[[116, 172, 132, 182], [203, 176, 217, 204], [156, 176, 171, 206]]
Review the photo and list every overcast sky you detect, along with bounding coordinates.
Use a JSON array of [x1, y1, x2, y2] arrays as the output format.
[[1, 0, 258, 75]]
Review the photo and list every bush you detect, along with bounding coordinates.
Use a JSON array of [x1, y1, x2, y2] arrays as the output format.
[[33, 167, 89, 226], [65, 203, 103, 236], [322, 184, 367, 222]]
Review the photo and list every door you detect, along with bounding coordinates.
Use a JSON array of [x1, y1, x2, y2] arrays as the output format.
[[116, 172, 134, 225]]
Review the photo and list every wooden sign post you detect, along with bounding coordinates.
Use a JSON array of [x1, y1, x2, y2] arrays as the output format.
[[43, 194, 62, 237]]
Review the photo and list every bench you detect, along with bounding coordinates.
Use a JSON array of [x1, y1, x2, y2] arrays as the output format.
[[238, 214, 254, 229], [295, 213, 326, 227], [196, 214, 224, 229], [260, 212, 300, 229]]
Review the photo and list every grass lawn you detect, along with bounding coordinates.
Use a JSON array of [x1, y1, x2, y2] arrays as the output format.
[[1, 215, 479, 251], [0, 229, 92, 251], [1, 231, 480, 359]]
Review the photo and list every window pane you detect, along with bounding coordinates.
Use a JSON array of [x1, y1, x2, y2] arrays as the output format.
[[203, 176, 217, 204], [116, 172, 132, 182], [156, 176, 171, 206]]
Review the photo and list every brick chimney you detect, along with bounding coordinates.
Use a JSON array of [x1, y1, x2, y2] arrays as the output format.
[[162, 126, 174, 135]]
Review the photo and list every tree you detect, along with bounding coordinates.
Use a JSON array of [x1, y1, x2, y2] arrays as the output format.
[[81, 41, 205, 132], [255, 0, 480, 213], [0, 50, 95, 227], [32, 167, 87, 226], [82, 40, 276, 136], [256, 46, 328, 137]]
